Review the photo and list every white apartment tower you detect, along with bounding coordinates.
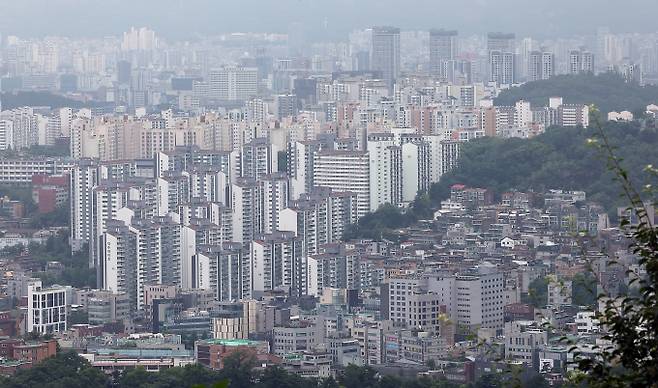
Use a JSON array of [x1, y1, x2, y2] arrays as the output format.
[[367, 134, 402, 211], [231, 178, 263, 244], [250, 232, 306, 297], [488, 32, 516, 84], [0, 120, 14, 150], [70, 159, 100, 253], [27, 284, 68, 334], [314, 151, 370, 218], [101, 216, 182, 311], [194, 243, 249, 301], [261, 173, 290, 234], [400, 138, 431, 203], [209, 67, 258, 101], [279, 188, 358, 256], [528, 51, 554, 81], [240, 138, 278, 181], [287, 140, 321, 200], [0, 107, 37, 150]]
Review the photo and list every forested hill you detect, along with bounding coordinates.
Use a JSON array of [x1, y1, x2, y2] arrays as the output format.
[[429, 121, 658, 214], [0, 91, 112, 110], [494, 73, 658, 115]]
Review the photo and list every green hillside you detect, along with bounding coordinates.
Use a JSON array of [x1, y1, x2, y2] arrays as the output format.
[[495, 73, 658, 115], [430, 121, 658, 215], [0, 91, 86, 110]]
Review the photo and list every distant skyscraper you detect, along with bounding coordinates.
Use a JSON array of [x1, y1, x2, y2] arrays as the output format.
[[488, 32, 515, 53], [569, 50, 595, 74], [208, 67, 258, 101], [121, 27, 157, 51], [528, 51, 554, 81], [371, 26, 400, 90], [352, 50, 370, 71], [582, 51, 595, 73], [490, 51, 516, 85], [117, 60, 132, 84], [276, 93, 298, 120], [287, 22, 306, 57], [569, 50, 582, 74], [429, 29, 458, 77], [488, 32, 516, 84], [541, 52, 554, 80]]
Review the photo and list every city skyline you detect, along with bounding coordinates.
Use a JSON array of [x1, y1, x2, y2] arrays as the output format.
[[0, 0, 657, 39], [0, 1, 655, 386]]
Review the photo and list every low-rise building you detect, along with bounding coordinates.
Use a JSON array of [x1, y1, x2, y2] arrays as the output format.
[[27, 285, 67, 334], [195, 338, 273, 370]]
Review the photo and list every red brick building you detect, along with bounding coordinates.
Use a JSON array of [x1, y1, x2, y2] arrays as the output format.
[[196, 339, 278, 370], [0, 311, 19, 337], [11, 340, 58, 364], [31, 174, 69, 214]]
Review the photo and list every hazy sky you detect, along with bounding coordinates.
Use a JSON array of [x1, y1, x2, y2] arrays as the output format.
[[1, 0, 657, 40]]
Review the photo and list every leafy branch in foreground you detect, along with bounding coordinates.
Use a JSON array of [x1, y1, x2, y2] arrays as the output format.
[[571, 106, 658, 388]]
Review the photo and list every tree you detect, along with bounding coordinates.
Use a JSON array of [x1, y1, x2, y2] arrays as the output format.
[[494, 72, 658, 115], [68, 309, 89, 325], [218, 351, 256, 388], [340, 364, 379, 388], [569, 108, 658, 387], [572, 272, 597, 308], [472, 373, 503, 388], [116, 367, 152, 388], [429, 121, 658, 218], [409, 192, 434, 220], [344, 203, 415, 241], [522, 277, 548, 308], [523, 374, 550, 388], [257, 366, 305, 388], [320, 376, 340, 388], [0, 351, 108, 388]]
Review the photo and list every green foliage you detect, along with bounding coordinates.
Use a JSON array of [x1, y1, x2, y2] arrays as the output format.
[[345, 192, 434, 241], [0, 350, 554, 388], [0, 185, 37, 214], [29, 203, 70, 229], [569, 110, 658, 387], [341, 364, 379, 388], [0, 185, 69, 227], [472, 373, 503, 388], [1, 144, 70, 158], [430, 121, 658, 216], [0, 91, 100, 110], [68, 309, 89, 325], [408, 192, 434, 220], [522, 277, 548, 308], [115, 364, 226, 388], [217, 351, 257, 388], [344, 204, 414, 241], [571, 272, 597, 308], [0, 351, 108, 388], [29, 232, 95, 288], [258, 365, 315, 388], [24, 144, 70, 157], [521, 374, 550, 388], [495, 72, 658, 114]]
